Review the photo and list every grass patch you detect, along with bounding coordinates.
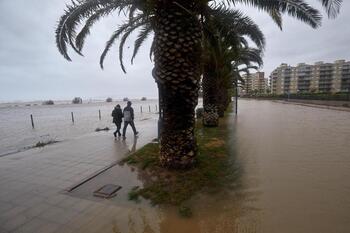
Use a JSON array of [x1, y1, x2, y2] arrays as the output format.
[[178, 205, 193, 218], [34, 140, 59, 148], [121, 111, 238, 217]]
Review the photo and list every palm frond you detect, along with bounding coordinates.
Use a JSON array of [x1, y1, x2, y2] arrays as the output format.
[[56, 0, 118, 60], [131, 22, 153, 64], [118, 20, 148, 73], [268, 8, 283, 30], [317, 0, 342, 18], [99, 14, 145, 69], [224, 0, 322, 28], [210, 7, 265, 50], [75, 5, 119, 52]]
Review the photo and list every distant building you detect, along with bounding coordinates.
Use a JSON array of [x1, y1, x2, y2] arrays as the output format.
[[271, 60, 350, 94], [241, 72, 268, 95]]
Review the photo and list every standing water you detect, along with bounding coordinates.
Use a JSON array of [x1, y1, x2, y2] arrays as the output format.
[[0, 100, 158, 156], [67, 99, 350, 233], [1, 99, 349, 233], [230, 99, 350, 233]]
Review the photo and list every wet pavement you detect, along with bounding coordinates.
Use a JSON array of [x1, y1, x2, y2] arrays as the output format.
[[0, 119, 157, 233]]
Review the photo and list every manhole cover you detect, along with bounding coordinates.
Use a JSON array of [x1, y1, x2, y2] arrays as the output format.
[[93, 184, 122, 198]]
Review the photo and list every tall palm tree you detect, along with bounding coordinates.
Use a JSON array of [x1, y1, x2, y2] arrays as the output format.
[[55, 0, 341, 169], [202, 7, 265, 125], [213, 45, 263, 117]]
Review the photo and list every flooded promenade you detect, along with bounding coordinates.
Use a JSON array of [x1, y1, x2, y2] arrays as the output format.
[[146, 99, 350, 233], [0, 99, 349, 233], [230, 99, 350, 233]]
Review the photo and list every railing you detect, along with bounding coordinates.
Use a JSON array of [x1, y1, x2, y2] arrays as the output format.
[[29, 104, 159, 129]]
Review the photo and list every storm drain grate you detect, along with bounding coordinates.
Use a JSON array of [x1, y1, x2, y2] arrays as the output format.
[[93, 184, 122, 198]]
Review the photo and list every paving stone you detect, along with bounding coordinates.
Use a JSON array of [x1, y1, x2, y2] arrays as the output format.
[[12, 218, 47, 233], [38, 206, 78, 225], [1, 214, 29, 232], [0, 121, 157, 233], [0, 201, 14, 213], [0, 206, 27, 219], [35, 221, 60, 233], [22, 202, 51, 218], [44, 195, 67, 206]]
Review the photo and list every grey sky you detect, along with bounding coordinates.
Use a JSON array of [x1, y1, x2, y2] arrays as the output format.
[[0, 0, 349, 102]]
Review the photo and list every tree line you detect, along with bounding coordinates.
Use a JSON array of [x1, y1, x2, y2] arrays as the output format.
[[55, 0, 342, 169]]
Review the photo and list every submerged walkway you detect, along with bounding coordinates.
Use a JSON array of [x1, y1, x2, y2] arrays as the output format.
[[232, 99, 350, 233], [0, 119, 157, 233], [1, 100, 350, 233]]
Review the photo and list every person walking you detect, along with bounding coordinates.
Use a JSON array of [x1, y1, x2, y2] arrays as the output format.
[[111, 104, 123, 138], [122, 101, 138, 139]]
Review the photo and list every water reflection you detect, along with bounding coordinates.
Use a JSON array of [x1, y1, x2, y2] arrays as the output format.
[[116, 111, 258, 233], [72, 99, 350, 233]]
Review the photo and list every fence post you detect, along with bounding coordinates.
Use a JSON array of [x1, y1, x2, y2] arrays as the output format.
[[99, 110, 101, 120], [30, 114, 34, 128], [71, 112, 74, 123], [141, 106, 143, 113], [149, 105, 151, 112]]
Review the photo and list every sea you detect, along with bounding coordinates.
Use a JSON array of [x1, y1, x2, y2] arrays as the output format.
[[0, 99, 160, 157]]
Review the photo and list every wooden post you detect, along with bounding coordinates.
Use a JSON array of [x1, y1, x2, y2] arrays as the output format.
[[30, 114, 34, 128], [71, 112, 74, 123], [99, 110, 101, 120]]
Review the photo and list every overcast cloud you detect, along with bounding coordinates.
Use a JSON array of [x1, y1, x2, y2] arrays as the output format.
[[0, 0, 349, 102]]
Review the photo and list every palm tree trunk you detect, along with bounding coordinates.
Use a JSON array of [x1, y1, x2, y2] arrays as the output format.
[[216, 82, 227, 117], [153, 1, 202, 169], [202, 67, 219, 127]]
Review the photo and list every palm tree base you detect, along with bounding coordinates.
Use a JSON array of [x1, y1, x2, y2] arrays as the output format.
[[202, 104, 219, 127], [160, 128, 197, 169], [203, 112, 219, 127]]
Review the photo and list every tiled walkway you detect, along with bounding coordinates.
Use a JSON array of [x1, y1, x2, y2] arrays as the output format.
[[0, 119, 157, 233]]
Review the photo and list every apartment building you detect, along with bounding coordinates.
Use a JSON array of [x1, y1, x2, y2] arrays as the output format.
[[271, 60, 350, 94], [241, 72, 268, 95]]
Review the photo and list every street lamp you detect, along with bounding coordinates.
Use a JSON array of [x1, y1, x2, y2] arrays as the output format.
[[235, 82, 238, 115]]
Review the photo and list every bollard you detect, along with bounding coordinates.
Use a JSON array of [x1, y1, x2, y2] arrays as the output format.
[[71, 112, 74, 123], [141, 106, 143, 113], [99, 110, 101, 120], [30, 114, 34, 128], [155, 105, 157, 111], [149, 105, 151, 112]]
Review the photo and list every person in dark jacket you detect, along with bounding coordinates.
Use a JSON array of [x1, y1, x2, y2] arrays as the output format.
[[122, 101, 138, 139], [111, 104, 123, 138]]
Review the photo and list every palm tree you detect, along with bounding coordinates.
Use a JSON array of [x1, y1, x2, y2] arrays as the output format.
[[202, 7, 265, 125], [55, 0, 341, 169], [211, 45, 263, 117]]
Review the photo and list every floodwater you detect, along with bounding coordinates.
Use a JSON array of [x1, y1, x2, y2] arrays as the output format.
[[70, 99, 350, 233], [0, 100, 159, 156], [232, 99, 350, 233]]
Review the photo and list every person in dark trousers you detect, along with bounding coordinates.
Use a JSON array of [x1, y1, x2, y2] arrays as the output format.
[[122, 101, 138, 139], [111, 104, 123, 138]]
